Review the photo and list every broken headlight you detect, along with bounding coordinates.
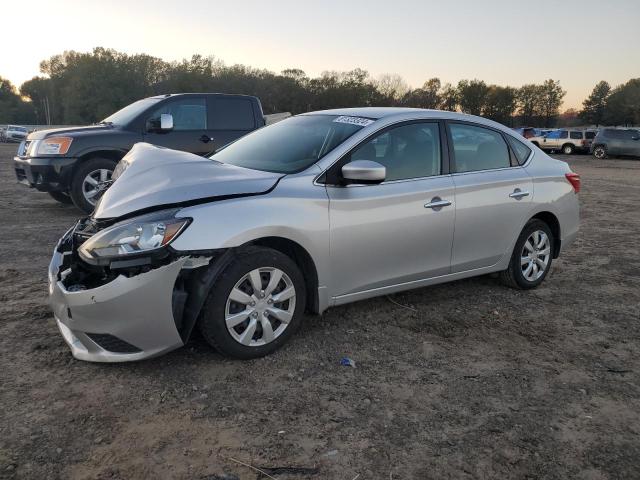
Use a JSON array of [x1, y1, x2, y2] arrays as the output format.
[[78, 211, 190, 265]]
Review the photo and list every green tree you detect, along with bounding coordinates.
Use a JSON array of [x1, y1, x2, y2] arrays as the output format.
[[517, 84, 544, 126], [0, 76, 35, 123], [483, 85, 517, 125], [400, 78, 441, 109], [457, 79, 489, 115], [439, 83, 458, 111], [538, 79, 566, 127], [579, 81, 611, 126], [603, 79, 640, 126]]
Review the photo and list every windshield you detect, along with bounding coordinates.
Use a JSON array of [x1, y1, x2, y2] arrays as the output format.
[[210, 115, 371, 173], [102, 97, 162, 126]]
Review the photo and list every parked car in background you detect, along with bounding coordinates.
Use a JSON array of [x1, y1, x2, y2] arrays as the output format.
[[513, 127, 538, 139], [2, 125, 28, 143], [48, 108, 580, 362], [591, 128, 640, 159], [14, 93, 267, 213], [530, 129, 597, 154]]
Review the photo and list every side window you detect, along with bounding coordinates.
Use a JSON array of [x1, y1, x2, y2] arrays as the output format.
[[559, 130, 569, 139], [506, 135, 532, 165], [349, 122, 441, 181], [450, 123, 511, 173], [570, 131, 582, 139], [209, 98, 256, 130], [149, 98, 207, 131]]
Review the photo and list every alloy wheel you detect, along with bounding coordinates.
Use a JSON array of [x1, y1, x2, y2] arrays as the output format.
[[225, 267, 296, 347], [520, 230, 551, 282], [82, 168, 113, 205], [594, 146, 606, 159]]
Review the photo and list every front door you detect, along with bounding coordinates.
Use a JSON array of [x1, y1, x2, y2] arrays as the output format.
[[143, 97, 214, 155], [326, 121, 455, 297], [447, 122, 533, 272]]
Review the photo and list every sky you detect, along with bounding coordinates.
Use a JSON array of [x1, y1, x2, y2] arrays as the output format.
[[2, 0, 639, 109]]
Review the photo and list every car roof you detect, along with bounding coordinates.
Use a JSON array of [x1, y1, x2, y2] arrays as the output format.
[[300, 107, 517, 134]]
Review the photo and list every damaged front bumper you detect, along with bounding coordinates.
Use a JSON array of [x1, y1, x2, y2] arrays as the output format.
[[48, 234, 191, 362]]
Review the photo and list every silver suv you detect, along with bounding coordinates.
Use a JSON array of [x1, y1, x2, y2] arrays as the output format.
[[49, 108, 580, 362], [530, 129, 597, 154]]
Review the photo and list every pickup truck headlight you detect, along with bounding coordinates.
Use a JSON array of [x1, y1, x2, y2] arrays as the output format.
[[78, 213, 190, 264], [37, 136, 73, 155]]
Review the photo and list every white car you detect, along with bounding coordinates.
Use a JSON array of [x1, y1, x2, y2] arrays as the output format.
[[3, 125, 28, 143]]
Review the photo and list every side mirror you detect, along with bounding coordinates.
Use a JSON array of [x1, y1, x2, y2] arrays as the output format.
[[160, 113, 174, 131], [341, 160, 386, 184]]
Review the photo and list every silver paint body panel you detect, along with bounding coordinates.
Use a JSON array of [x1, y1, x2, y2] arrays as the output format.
[[50, 108, 580, 361]]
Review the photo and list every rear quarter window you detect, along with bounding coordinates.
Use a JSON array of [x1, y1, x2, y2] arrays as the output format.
[[209, 98, 256, 130], [506, 135, 532, 164], [570, 131, 583, 139]]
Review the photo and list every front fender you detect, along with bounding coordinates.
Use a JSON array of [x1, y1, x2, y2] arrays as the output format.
[[170, 177, 330, 290]]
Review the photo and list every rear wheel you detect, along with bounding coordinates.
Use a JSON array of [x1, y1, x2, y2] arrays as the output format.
[[198, 247, 306, 359], [562, 144, 575, 155], [48, 191, 73, 205], [500, 219, 554, 289], [593, 145, 607, 159], [69, 157, 117, 213]]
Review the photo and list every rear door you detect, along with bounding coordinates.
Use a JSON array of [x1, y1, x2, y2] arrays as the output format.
[[143, 97, 212, 155], [207, 97, 258, 151], [622, 129, 640, 156], [447, 122, 533, 272]]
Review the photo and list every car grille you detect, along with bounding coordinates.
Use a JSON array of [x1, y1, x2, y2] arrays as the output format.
[[86, 333, 142, 353]]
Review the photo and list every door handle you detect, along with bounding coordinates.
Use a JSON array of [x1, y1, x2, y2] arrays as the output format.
[[199, 135, 214, 143], [424, 197, 452, 210], [509, 189, 530, 199]]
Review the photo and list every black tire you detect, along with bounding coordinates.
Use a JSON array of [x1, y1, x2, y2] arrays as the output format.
[[593, 145, 607, 159], [198, 246, 306, 359], [500, 219, 554, 290], [48, 191, 73, 205], [561, 144, 575, 155], [69, 157, 117, 214]]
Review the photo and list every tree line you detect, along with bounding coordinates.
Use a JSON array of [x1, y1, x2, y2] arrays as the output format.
[[1, 47, 638, 128]]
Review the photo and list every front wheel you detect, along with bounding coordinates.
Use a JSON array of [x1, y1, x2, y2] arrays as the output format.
[[69, 157, 117, 213], [198, 247, 306, 359], [500, 219, 554, 289]]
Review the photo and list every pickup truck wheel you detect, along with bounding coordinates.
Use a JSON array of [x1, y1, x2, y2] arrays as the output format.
[[69, 157, 116, 213], [593, 145, 607, 159], [48, 191, 73, 205], [562, 144, 575, 155], [198, 246, 306, 359]]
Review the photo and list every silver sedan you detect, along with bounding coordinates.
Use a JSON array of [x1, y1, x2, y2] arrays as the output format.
[[49, 108, 580, 362]]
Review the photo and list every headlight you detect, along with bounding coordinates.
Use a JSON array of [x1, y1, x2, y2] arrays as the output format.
[[78, 212, 190, 264], [37, 136, 73, 155]]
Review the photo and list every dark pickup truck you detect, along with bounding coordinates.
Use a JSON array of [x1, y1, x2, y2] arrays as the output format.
[[14, 93, 266, 213]]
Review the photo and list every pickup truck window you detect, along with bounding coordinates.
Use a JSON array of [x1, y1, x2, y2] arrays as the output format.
[[211, 115, 366, 174], [209, 98, 255, 130], [148, 98, 207, 131], [102, 97, 162, 126]]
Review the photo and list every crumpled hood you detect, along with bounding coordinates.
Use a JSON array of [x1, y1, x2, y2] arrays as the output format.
[[93, 143, 283, 219]]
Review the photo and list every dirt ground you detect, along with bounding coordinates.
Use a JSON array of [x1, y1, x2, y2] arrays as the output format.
[[0, 143, 639, 480]]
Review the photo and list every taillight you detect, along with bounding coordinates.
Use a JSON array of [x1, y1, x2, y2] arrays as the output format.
[[565, 172, 580, 193]]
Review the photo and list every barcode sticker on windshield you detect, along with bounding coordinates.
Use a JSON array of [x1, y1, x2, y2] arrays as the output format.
[[333, 116, 375, 127]]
